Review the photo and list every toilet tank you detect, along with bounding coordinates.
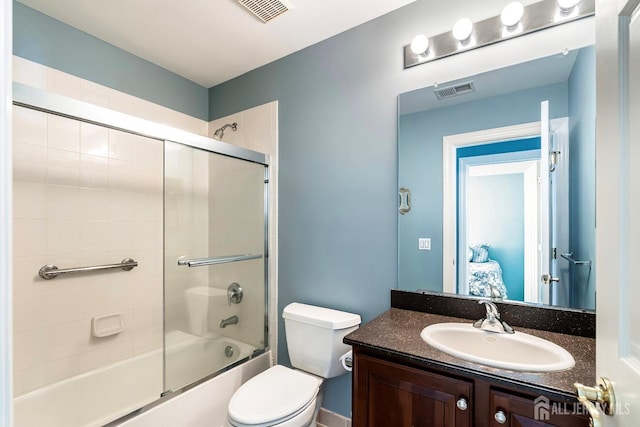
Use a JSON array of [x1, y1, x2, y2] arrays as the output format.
[[282, 303, 361, 379]]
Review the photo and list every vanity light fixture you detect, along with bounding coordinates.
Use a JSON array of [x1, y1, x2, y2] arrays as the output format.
[[403, 0, 594, 69], [500, 2, 524, 28], [410, 34, 430, 55], [452, 18, 473, 42], [557, 0, 581, 12]]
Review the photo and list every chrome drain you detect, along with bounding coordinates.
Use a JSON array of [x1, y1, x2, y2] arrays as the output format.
[[225, 346, 234, 358]]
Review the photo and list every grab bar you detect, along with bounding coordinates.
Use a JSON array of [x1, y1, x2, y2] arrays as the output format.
[[560, 253, 592, 267], [177, 254, 262, 267], [39, 258, 138, 280]]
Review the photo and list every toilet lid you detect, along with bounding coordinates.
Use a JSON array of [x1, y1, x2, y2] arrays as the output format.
[[228, 365, 320, 426]]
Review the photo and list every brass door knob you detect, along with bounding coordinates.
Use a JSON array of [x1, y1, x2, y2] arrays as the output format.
[[574, 377, 616, 427]]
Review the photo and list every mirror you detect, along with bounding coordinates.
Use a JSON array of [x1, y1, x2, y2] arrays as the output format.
[[398, 46, 595, 311]]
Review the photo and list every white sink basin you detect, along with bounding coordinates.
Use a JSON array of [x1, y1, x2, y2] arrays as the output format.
[[420, 323, 575, 372]]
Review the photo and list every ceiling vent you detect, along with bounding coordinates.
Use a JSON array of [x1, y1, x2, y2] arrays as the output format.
[[236, 0, 292, 23], [434, 81, 476, 100]]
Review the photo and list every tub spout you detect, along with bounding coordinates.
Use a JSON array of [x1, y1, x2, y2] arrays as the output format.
[[220, 315, 238, 328]]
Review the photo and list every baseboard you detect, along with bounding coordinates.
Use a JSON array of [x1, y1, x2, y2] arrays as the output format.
[[317, 408, 351, 427]]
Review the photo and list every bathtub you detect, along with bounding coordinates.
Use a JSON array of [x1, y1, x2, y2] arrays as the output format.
[[14, 332, 259, 427]]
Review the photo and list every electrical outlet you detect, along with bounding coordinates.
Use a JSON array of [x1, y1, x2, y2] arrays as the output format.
[[418, 238, 431, 250]]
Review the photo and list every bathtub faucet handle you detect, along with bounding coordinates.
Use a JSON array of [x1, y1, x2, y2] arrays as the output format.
[[227, 282, 243, 306]]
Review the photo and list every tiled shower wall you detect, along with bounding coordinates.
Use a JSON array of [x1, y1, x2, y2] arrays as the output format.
[[12, 105, 164, 396], [12, 56, 280, 394]]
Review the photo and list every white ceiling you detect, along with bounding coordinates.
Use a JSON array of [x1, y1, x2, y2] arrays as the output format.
[[16, 0, 419, 88]]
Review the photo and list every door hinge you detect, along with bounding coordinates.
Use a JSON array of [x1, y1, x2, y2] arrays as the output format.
[[553, 248, 557, 259]]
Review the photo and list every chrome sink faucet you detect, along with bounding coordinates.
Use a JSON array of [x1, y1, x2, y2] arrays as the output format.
[[473, 301, 514, 334], [220, 315, 239, 328]]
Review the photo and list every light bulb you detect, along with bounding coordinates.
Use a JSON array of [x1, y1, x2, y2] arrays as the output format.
[[557, 0, 580, 12], [410, 34, 429, 55], [452, 18, 473, 42], [501, 2, 524, 28]]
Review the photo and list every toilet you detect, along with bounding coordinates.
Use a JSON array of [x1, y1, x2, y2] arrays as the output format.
[[227, 302, 361, 427]]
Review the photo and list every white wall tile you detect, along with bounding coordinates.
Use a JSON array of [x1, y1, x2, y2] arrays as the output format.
[[79, 220, 110, 253], [44, 287, 89, 326], [13, 106, 46, 146], [46, 219, 80, 256], [133, 134, 163, 166], [13, 219, 46, 257], [46, 148, 80, 186], [80, 153, 109, 189], [13, 181, 46, 220], [108, 159, 136, 192], [46, 68, 82, 100], [108, 130, 137, 162], [13, 142, 47, 183], [80, 80, 110, 108], [108, 221, 135, 252], [13, 293, 47, 334], [14, 329, 47, 371], [43, 321, 85, 362], [12, 256, 47, 296], [46, 184, 80, 220], [80, 122, 109, 158], [47, 114, 80, 152], [133, 221, 163, 251], [13, 56, 47, 90], [108, 190, 135, 221], [79, 187, 110, 221]]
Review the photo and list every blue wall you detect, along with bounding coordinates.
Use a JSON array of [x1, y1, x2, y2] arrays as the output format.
[[568, 46, 596, 310], [398, 84, 568, 292], [13, 2, 209, 120]]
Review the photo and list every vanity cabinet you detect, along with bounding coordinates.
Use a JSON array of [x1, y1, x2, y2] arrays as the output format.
[[352, 350, 589, 427]]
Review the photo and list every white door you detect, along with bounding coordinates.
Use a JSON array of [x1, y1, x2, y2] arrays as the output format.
[[592, 0, 640, 425], [539, 101, 552, 305]]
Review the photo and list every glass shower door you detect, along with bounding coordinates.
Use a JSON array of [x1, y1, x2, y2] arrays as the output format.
[[163, 140, 267, 392]]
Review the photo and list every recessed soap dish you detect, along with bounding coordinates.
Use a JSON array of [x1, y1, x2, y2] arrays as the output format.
[[91, 313, 125, 338]]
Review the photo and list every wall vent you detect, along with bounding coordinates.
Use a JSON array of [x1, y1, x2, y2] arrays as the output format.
[[434, 81, 476, 100], [236, 0, 292, 23]]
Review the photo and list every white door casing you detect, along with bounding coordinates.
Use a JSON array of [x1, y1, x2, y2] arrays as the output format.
[[595, 0, 640, 425], [539, 101, 551, 305]]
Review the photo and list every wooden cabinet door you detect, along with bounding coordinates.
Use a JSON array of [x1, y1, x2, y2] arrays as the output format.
[[490, 389, 590, 427], [353, 354, 472, 427]]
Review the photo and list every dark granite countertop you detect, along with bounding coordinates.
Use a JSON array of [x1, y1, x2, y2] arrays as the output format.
[[344, 308, 595, 400]]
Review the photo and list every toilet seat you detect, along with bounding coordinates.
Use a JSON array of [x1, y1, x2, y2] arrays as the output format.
[[228, 365, 321, 427]]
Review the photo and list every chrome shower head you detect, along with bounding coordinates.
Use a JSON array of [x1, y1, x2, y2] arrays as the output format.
[[213, 123, 238, 140]]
